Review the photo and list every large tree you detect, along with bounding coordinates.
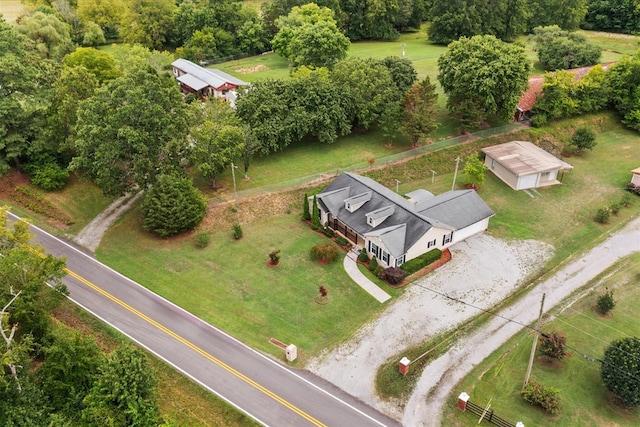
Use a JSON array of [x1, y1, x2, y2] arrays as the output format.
[[428, 0, 528, 44], [78, 0, 124, 40], [583, 0, 640, 34], [81, 346, 160, 426], [272, 3, 349, 69], [0, 207, 67, 387], [607, 52, 640, 131], [120, 0, 176, 49], [235, 72, 349, 153], [527, 0, 588, 31], [189, 99, 245, 187], [601, 337, 640, 407], [381, 56, 418, 95], [531, 27, 602, 70], [141, 174, 207, 237], [401, 77, 439, 146], [437, 35, 530, 129], [63, 47, 122, 84], [0, 17, 56, 174], [330, 57, 401, 130], [16, 11, 75, 60], [72, 66, 189, 195]]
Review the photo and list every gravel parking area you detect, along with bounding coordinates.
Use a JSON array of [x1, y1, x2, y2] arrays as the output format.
[[307, 233, 554, 421]]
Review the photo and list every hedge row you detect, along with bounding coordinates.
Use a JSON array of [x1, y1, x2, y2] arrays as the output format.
[[401, 248, 442, 275]]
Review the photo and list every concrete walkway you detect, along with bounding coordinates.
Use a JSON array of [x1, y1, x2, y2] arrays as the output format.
[[343, 249, 391, 303]]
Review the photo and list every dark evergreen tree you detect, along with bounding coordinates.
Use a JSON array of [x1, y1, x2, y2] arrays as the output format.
[[141, 175, 207, 237]]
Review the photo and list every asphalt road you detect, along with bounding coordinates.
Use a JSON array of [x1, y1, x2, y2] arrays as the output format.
[[9, 212, 400, 427]]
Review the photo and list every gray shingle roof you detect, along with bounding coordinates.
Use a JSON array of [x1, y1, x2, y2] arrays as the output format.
[[317, 173, 494, 255]]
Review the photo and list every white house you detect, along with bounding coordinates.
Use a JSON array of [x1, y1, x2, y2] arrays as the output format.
[[311, 173, 494, 268], [171, 58, 247, 106], [482, 141, 573, 190]]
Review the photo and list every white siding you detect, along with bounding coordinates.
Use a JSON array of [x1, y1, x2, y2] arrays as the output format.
[[632, 173, 640, 186], [485, 155, 519, 190], [451, 218, 490, 244], [517, 173, 538, 190], [405, 226, 451, 261]]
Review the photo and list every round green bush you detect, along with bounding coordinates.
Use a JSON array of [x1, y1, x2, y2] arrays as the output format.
[[310, 242, 341, 264], [141, 174, 207, 237], [194, 232, 210, 248]]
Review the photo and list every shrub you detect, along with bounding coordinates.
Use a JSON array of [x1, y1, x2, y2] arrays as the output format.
[[268, 249, 281, 265], [539, 332, 572, 361], [302, 193, 311, 220], [626, 183, 640, 196], [358, 250, 369, 263], [610, 203, 621, 215], [318, 286, 328, 297], [323, 227, 334, 238], [400, 248, 442, 275], [597, 288, 616, 314], [232, 223, 243, 240], [601, 337, 640, 407], [521, 381, 561, 414], [374, 265, 384, 278], [30, 162, 69, 190], [384, 267, 406, 285], [621, 192, 632, 207], [335, 236, 349, 247], [141, 175, 207, 237], [368, 256, 378, 272], [595, 207, 611, 223], [310, 242, 341, 264], [194, 232, 210, 248], [570, 126, 597, 154], [311, 195, 321, 229]]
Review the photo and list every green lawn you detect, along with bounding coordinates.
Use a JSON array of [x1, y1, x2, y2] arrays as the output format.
[[441, 253, 640, 427], [96, 114, 640, 367], [97, 209, 386, 363]]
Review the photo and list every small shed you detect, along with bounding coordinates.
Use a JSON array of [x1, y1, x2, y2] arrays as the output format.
[[482, 141, 573, 190], [631, 168, 640, 186]]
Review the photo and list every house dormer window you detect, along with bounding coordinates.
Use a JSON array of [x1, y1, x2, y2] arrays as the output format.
[[365, 205, 395, 228], [344, 191, 372, 212]]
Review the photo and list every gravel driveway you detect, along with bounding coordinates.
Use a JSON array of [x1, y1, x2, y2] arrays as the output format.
[[308, 217, 640, 426], [307, 232, 554, 421]]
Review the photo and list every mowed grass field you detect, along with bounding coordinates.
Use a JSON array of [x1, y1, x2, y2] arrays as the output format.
[[92, 114, 640, 367], [0, 0, 23, 22], [441, 253, 640, 427]]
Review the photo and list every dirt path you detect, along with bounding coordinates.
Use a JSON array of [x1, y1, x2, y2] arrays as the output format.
[[74, 192, 142, 252], [307, 217, 640, 426]]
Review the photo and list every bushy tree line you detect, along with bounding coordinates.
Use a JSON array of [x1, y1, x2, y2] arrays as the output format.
[[529, 25, 602, 71], [533, 51, 640, 130], [236, 57, 433, 153], [582, 0, 640, 34], [428, 0, 588, 44]]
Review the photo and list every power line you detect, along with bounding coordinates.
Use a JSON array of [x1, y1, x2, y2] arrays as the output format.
[[412, 282, 640, 384]]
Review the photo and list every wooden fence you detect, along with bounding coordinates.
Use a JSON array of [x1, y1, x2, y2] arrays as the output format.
[[460, 398, 519, 427]]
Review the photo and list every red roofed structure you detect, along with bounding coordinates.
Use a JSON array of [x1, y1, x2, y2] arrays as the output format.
[[514, 63, 614, 122]]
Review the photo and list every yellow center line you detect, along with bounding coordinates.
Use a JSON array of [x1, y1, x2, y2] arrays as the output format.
[[64, 267, 326, 427]]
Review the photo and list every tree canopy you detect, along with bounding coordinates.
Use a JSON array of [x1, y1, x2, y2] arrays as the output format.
[[601, 337, 640, 407], [607, 52, 640, 131], [531, 26, 602, 70], [583, 0, 640, 34], [72, 66, 189, 196], [272, 3, 349, 69], [141, 174, 207, 237], [438, 35, 530, 129], [401, 77, 439, 146], [119, 0, 176, 49]]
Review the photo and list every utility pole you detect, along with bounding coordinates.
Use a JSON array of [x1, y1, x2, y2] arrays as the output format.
[[523, 293, 546, 389], [451, 157, 461, 191], [395, 179, 400, 193], [431, 170, 437, 184], [230, 162, 238, 207]]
